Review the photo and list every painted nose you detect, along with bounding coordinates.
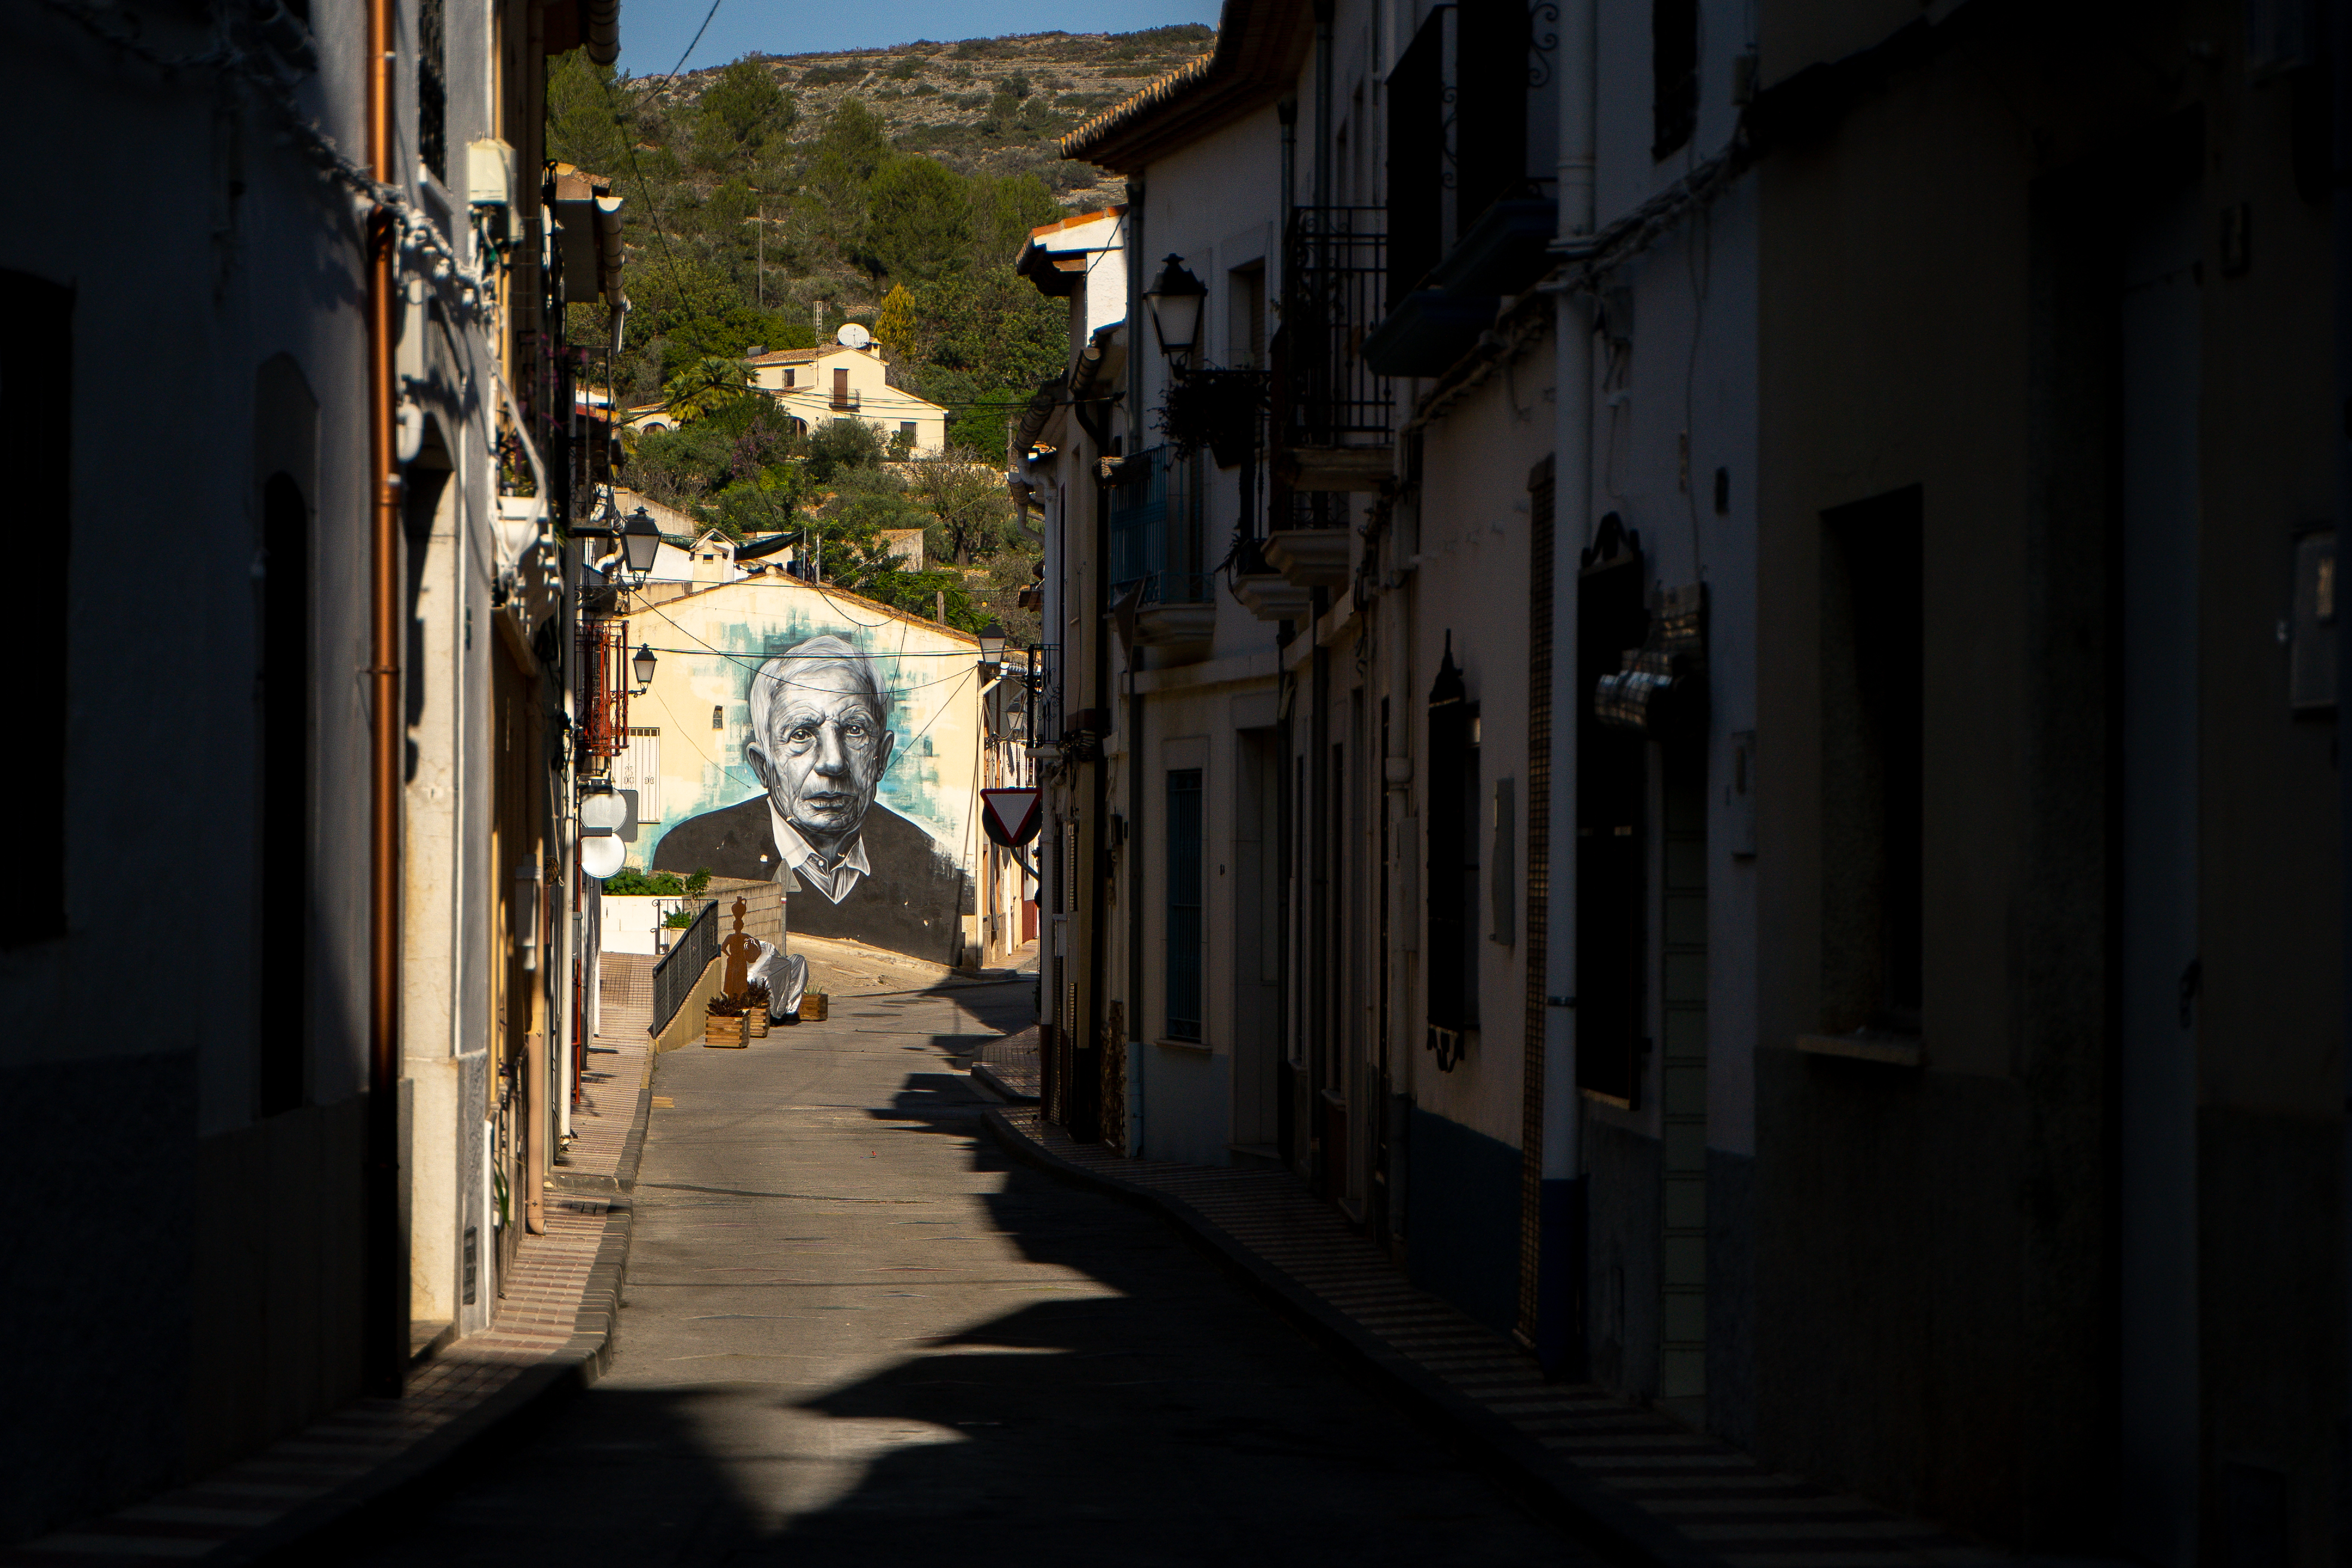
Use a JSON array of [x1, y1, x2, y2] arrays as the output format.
[[813, 722, 852, 777]]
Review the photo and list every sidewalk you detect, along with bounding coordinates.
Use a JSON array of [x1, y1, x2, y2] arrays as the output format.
[[1, 973, 656, 1567], [969, 1024, 1041, 1102], [984, 1100, 2022, 1568]]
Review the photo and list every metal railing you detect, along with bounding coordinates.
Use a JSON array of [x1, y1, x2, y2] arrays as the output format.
[[651, 898, 718, 1032], [575, 616, 629, 769], [829, 389, 862, 411], [1109, 446, 1211, 602], [1279, 207, 1393, 452]]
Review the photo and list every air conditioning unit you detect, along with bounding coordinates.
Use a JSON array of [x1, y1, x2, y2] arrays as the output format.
[[467, 138, 515, 207]]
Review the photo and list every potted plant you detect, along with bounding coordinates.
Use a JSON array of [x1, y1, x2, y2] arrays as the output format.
[[703, 994, 749, 1048], [744, 982, 771, 1038]]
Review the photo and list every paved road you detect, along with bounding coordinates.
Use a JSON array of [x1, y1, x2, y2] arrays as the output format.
[[356, 973, 1591, 1566]]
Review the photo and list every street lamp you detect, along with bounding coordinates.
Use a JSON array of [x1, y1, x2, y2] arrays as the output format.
[[632, 642, 657, 691], [1143, 254, 1208, 372], [977, 621, 1007, 672], [620, 506, 662, 577]]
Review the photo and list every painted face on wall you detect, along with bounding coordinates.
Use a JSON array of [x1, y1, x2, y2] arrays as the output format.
[[745, 660, 896, 856]]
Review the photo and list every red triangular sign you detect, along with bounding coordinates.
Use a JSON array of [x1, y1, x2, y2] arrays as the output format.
[[980, 787, 1042, 847]]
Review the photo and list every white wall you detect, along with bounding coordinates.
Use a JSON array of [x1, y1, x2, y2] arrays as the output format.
[[597, 894, 675, 956]]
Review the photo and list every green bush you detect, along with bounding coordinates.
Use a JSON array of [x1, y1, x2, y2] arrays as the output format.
[[602, 865, 713, 898]]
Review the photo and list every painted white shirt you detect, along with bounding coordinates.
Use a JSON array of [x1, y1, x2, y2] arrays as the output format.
[[767, 803, 871, 904]]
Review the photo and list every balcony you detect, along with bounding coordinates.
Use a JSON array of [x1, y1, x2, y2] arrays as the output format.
[[574, 616, 630, 771], [1110, 446, 1218, 651], [1229, 537, 1314, 623], [1362, 198, 1558, 377], [1274, 207, 1393, 502], [828, 389, 862, 412], [1264, 208, 1390, 595]]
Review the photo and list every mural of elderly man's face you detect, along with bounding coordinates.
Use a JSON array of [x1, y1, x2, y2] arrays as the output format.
[[745, 660, 895, 853]]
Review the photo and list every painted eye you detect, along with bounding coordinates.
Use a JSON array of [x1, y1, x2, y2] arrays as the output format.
[[788, 724, 815, 743]]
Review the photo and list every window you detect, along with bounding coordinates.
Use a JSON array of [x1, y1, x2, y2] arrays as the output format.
[[1166, 769, 1204, 1040], [901, 421, 917, 442], [1228, 261, 1266, 369], [712, 705, 725, 730], [613, 730, 662, 822], [2, 268, 68, 948], [418, 0, 447, 182], [1820, 485, 1924, 1032], [1576, 516, 1648, 1101], [784, 369, 796, 388], [1651, 0, 1698, 160], [1386, 12, 1444, 299]]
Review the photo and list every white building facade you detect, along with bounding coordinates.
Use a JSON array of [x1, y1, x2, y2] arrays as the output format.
[[1017, 0, 1761, 1418]]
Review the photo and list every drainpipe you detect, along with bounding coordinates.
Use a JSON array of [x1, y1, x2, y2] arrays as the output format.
[[1125, 180, 1147, 1153], [364, 0, 406, 1397], [1313, 0, 1333, 212], [1536, 0, 1598, 1377]]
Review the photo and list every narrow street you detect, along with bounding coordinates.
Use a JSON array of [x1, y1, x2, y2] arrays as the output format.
[[353, 972, 1591, 1566]]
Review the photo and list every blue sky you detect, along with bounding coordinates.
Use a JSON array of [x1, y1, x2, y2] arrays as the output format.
[[617, 0, 1222, 78]]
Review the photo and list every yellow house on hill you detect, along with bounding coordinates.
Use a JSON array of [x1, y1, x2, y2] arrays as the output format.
[[746, 339, 948, 453]]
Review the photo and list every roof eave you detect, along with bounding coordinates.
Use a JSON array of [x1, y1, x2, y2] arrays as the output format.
[[1058, 0, 1309, 172]]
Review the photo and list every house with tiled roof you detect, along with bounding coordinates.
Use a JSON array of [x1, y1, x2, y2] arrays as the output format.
[[745, 335, 949, 453]]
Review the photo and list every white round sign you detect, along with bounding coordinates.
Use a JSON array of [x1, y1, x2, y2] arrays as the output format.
[[581, 836, 626, 880]]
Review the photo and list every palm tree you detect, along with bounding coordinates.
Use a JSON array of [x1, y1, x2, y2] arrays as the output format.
[[661, 355, 755, 424]]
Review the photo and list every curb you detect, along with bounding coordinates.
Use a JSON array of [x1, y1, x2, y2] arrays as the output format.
[[218, 1061, 657, 1564], [969, 1061, 1038, 1104], [980, 1107, 1722, 1568]]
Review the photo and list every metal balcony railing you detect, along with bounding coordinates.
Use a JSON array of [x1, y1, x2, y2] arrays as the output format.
[[829, 389, 862, 411], [575, 617, 630, 768], [1109, 446, 1212, 604], [1279, 207, 1392, 451]]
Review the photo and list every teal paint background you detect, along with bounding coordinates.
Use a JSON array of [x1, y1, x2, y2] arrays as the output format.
[[642, 598, 976, 874]]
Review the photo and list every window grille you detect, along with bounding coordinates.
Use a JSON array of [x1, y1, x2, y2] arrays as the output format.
[[419, 0, 447, 182]]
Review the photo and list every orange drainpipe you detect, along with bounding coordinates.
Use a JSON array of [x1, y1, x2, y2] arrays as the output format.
[[364, 0, 406, 1396]]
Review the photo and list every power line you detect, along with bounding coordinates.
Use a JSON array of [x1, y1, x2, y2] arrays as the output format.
[[596, 72, 688, 287], [657, 0, 727, 86]]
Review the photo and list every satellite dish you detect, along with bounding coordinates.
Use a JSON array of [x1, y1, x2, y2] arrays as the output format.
[[835, 323, 873, 350]]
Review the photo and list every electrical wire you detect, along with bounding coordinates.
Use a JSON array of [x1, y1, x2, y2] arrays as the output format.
[[625, 647, 982, 849], [630, 596, 983, 700], [655, 0, 726, 85]]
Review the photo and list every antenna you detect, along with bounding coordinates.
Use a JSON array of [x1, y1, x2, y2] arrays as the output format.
[[835, 323, 872, 350]]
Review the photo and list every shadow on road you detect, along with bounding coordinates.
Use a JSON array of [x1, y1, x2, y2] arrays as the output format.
[[352, 973, 1582, 1567]]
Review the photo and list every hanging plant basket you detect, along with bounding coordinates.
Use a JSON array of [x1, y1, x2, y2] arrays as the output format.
[[1155, 371, 1264, 470]]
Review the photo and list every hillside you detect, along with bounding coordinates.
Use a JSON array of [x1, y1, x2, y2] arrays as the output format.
[[651, 26, 1213, 213], [549, 26, 1211, 412], [544, 27, 1209, 641]]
